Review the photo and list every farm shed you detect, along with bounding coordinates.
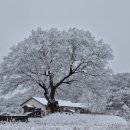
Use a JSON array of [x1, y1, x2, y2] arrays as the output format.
[[21, 97, 87, 117]]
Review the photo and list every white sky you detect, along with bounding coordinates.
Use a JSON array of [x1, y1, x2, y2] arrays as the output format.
[[0, 0, 130, 73]]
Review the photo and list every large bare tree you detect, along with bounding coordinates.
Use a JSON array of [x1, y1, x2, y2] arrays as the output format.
[[0, 28, 113, 112]]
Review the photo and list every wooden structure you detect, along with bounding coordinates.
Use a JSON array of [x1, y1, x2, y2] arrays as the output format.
[[0, 115, 29, 122], [22, 104, 35, 113], [21, 97, 88, 116], [25, 108, 42, 117]]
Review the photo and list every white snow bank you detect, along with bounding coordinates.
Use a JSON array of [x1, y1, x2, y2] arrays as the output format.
[[0, 113, 128, 130]]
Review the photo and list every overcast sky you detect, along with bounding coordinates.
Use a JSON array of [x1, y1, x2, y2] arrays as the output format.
[[0, 0, 130, 73]]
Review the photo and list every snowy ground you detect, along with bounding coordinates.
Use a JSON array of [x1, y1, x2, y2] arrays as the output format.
[[128, 120, 130, 129], [0, 113, 128, 130]]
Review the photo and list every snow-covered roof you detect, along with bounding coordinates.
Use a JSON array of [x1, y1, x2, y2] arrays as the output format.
[[23, 104, 35, 108], [32, 97, 86, 108], [33, 97, 48, 105]]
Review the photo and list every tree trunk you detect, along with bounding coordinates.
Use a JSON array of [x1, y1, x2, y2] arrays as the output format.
[[48, 86, 59, 113], [38, 79, 59, 113], [48, 100, 59, 113]]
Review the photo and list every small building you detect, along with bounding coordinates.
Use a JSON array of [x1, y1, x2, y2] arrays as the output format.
[[21, 97, 87, 117]]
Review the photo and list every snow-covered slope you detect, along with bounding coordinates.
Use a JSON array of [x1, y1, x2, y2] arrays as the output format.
[[0, 86, 45, 113], [0, 113, 128, 130], [0, 86, 29, 99]]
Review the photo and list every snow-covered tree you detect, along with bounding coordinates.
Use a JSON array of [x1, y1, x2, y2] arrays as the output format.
[[0, 28, 113, 112], [77, 74, 111, 113], [106, 73, 130, 119]]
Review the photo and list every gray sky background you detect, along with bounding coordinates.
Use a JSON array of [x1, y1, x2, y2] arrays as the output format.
[[0, 0, 130, 73]]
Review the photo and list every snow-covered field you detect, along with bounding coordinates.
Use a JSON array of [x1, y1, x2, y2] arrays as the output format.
[[128, 120, 130, 129], [0, 113, 128, 130]]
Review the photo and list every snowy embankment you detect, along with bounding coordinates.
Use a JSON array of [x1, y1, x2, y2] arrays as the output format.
[[0, 113, 128, 130]]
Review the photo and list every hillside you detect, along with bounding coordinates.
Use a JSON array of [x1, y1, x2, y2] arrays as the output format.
[[0, 86, 45, 113]]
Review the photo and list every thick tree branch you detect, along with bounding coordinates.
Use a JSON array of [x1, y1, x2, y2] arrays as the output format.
[[55, 61, 93, 88], [62, 80, 77, 85], [36, 80, 49, 101], [79, 70, 100, 77], [73, 60, 93, 72], [55, 70, 75, 88]]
